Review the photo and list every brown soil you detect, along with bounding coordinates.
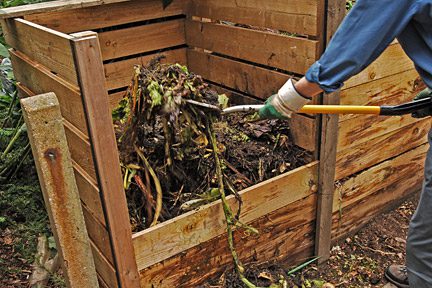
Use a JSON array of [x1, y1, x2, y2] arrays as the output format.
[[0, 228, 32, 288], [203, 195, 419, 288]]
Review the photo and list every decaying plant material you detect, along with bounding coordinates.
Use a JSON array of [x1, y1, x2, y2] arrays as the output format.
[[113, 58, 311, 287]]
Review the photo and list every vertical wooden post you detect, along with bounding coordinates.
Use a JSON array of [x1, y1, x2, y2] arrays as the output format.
[[71, 34, 140, 287], [315, 0, 346, 263], [21, 92, 99, 288]]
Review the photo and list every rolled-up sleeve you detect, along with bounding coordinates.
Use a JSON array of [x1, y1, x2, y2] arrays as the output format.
[[306, 0, 419, 93]]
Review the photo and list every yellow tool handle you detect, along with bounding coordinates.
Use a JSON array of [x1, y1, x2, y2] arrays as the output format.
[[299, 105, 381, 115]]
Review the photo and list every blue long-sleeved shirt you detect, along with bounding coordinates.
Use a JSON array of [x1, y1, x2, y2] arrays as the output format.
[[306, 0, 432, 92]]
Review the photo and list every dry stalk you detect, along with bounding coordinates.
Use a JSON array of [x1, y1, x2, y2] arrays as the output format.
[[134, 145, 163, 227], [207, 118, 257, 288]]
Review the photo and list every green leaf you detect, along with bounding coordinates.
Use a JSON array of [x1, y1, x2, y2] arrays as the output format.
[[148, 81, 163, 108], [48, 236, 56, 250], [218, 94, 229, 109], [0, 43, 9, 58]]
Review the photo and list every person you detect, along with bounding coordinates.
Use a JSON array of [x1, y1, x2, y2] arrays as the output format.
[[259, 0, 432, 287]]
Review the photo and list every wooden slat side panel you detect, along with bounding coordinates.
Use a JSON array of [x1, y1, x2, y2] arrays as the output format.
[[90, 242, 118, 288], [73, 162, 105, 225], [333, 144, 428, 214], [331, 145, 426, 241], [0, 0, 131, 19], [2, 18, 78, 85], [343, 44, 415, 90], [72, 35, 140, 287], [339, 69, 423, 108], [63, 123, 97, 181], [105, 48, 187, 91], [335, 119, 430, 180], [10, 49, 87, 135], [99, 19, 186, 61], [187, 49, 290, 99], [209, 84, 317, 152], [190, 0, 320, 36], [24, 0, 187, 33], [139, 194, 317, 287], [338, 69, 425, 151], [83, 206, 114, 265], [185, 20, 319, 75], [133, 162, 318, 270]]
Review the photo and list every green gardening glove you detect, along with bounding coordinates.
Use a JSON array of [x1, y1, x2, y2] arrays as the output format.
[[258, 94, 287, 119], [259, 79, 311, 119], [412, 88, 432, 118]]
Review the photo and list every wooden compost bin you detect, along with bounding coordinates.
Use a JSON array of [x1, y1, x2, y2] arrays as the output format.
[[0, 0, 427, 287]]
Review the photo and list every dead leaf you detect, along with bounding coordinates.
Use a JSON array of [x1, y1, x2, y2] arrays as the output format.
[[258, 271, 274, 282]]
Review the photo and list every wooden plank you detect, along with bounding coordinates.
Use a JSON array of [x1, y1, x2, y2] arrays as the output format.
[[337, 71, 426, 151], [72, 34, 140, 287], [133, 161, 318, 270], [73, 162, 106, 225], [331, 145, 426, 240], [343, 43, 415, 90], [105, 48, 187, 91], [82, 206, 114, 265], [340, 69, 423, 108], [139, 194, 317, 287], [99, 19, 186, 61], [209, 84, 317, 152], [186, 20, 319, 75], [336, 119, 431, 180], [314, 0, 345, 263], [9, 49, 87, 134], [315, 92, 340, 262], [21, 92, 98, 288], [187, 49, 291, 99], [25, 0, 187, 33], [333, 143, 428, 214], [0, 0, 131, 19], [190, 0, 321, 36], [91, 242, 118, 288], [2, 18, 78, 85], [63, 122, 97, 180]]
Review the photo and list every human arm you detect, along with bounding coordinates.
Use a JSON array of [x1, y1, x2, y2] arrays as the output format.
[[260, 0, 419, 119]]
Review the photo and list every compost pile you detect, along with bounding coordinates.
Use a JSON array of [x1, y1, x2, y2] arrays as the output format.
[[114, 59, 311, 232]]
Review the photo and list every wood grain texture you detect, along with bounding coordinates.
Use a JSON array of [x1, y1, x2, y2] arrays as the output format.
[[186, 20, 319, 75], [336, 119, 431, 180], [99, 19, 186, 61], [73, 162, 105, 225], [10, 49, 87, 134], [139, 194, 317, 287], [25, 0, 187, 33], [332, 144, 426, 241], [133, 162, 318, 270], [90, 241, 118, 288], [187, 49, 290, 99], [2, 18, 78, 85], [333, 144, 428, 214], [105, 48, 187, 91], [189, 0, 321, 36], [339, 69, 423, 108], [82, 205, 114, 265], [0, 0, 130, 18], [72, 35, 140, 288], [343, 43, 415, 90]]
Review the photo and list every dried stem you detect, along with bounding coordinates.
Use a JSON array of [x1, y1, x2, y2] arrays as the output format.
[[207, 118, 256, 288], [134, 145, 163, 227]]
